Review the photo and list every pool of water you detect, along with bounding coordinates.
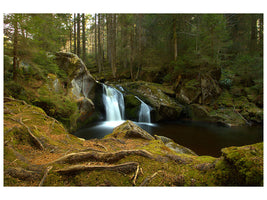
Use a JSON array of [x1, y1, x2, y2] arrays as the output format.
[[73, 120, 263, 157]]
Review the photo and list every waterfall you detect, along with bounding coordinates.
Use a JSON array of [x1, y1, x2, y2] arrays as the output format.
[[135, 96, 151, 123], [102, 84, 125, 121]]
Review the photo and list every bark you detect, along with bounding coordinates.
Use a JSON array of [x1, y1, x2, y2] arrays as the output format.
[[56, 162, 139, 175]]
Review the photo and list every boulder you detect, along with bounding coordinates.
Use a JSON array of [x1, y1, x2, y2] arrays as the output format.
[[107, 120, 155, 140], [55, 52, 102, 129]]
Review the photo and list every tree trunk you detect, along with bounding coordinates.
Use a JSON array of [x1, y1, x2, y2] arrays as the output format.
[[13, 18, 18, 81], [73, 14, 77, 54], [77, 13, 81, 57], [97, 14, 103, 73], [250, 14, 257, 54], [94, 14, 98, 66], [82, 13, 86, 62], [111, 14, 117, 78], [173, 15, 178, 61]]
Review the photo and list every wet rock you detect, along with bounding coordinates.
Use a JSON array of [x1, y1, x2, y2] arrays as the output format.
[[121, 81, 183, 122], [155, 135, 197, 156]]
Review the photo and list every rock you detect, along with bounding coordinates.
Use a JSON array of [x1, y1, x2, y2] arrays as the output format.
[[55, 52, 102, 129], [155, 135, 197, 156], [107, 120, 155, 140], [124, 95, 141, 121], [219, 143, 263, 185], [121, 81, 183, 122]]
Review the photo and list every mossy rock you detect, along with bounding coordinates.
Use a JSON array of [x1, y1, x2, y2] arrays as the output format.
[[124, 95, 141, 121], [220, 143, 263, 186]]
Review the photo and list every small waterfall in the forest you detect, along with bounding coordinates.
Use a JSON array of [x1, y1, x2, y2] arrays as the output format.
[[135, 96, 151, 123], [102, 84, 125, 121]]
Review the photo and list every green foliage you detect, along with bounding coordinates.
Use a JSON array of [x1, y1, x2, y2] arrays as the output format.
[[184, 79, 199, 90], [33, 51, 67, 79]]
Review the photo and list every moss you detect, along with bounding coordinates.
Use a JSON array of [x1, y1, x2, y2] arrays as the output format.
[[215, 90, 234, 107]]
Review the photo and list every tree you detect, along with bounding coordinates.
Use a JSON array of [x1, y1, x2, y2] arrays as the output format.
[[77, 13, 81, 57], [82, 13, 86, 61], [73, 13, 77, 54]]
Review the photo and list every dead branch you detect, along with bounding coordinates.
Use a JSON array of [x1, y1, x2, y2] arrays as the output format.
[[52, 149, 154, 164], [56, 162, 139, 175], [132, 164, 140, 185], [39, 166, 53, 186]]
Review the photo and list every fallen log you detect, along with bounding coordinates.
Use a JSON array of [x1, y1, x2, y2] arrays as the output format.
[[56, 162, 139, 175], [52, 149, 154, 164]]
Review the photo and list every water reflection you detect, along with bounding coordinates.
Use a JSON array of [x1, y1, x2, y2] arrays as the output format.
[[73, 121, 263, 157]]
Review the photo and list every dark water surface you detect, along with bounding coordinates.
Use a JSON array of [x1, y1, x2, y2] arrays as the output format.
[[73, 121, 263, 157]]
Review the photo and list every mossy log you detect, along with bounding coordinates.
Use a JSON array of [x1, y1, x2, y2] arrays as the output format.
[[52, 149, 154, 164], [56, 162, 139, 175]]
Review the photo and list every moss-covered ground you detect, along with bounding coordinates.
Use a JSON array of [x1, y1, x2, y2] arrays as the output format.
[[3, 97, 263, 186]]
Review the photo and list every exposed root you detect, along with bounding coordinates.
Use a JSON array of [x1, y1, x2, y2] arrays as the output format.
[[140, 170, 163, 186], [52, 149, 154, 164], [94, 143, 108, 151], [39, 166, 53, 186], [56, 162, 139, 175], [132, 164, 140, 185], [7, 117, 44, 150], [5, 167, 41, 181], [18, 118, 44, 150]]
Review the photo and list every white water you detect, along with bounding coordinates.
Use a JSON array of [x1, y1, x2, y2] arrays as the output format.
[[135, 96, 151, 123], [102, 84, 125, 121]]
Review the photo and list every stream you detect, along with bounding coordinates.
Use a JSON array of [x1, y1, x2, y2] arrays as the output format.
[[73, 84, 263, 157], [73, 120, 263, 157]]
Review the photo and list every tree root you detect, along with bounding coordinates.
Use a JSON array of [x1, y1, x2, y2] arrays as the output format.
[[52, 149, 154, 164], [39, 166, 53, 186], [19, 118, 44, 150], [5, 167, 41, 181], [140, 170, 163, 186], [7, 117, 44, 150], [56, 162, 139, 175]]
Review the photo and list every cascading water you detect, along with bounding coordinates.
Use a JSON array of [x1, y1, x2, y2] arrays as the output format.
[[102, 84, 125, 121], [135, 96, 151, 123]]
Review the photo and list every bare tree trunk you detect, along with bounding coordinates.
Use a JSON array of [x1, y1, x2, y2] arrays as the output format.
[[13, 18, 18, 81], [77, 13, 81, 57], [97, 14, 103, 73], [111, 14, 117, 78], [173, 15, 178, 61], [82, 13, 86, 62], [94, 14, 98, 66], [73, 13, 77, 54]]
